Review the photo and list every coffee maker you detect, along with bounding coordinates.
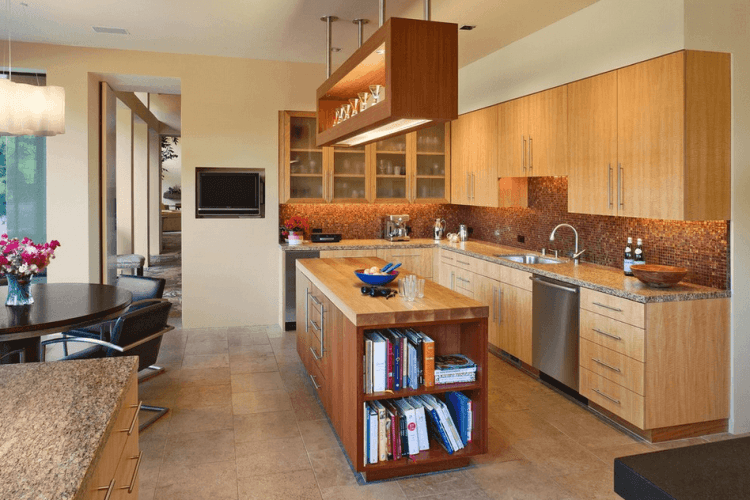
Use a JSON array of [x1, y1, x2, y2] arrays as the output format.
[[385, 215, 411, 242]]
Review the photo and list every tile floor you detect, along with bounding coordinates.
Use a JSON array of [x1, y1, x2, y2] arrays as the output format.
[[135, 324, 741, 500]]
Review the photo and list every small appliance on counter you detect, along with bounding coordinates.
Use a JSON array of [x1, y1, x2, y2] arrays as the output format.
[[385, 214, 411, 242], [458, 224, 469, 242], [433, 218, 446, 240], [311, 233, 342, 243]]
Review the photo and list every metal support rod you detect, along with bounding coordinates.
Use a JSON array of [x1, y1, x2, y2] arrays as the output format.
[[320, 16, 338, 78], [379, 0, 386, 26], [353, 19, 369, 48], [424, 0, 431, 21]]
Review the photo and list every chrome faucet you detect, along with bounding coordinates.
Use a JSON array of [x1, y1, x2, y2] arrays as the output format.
[[549, 223, 586, 265]]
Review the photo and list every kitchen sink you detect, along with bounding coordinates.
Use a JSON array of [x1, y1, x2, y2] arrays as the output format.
[[494, 254, 564, 265]]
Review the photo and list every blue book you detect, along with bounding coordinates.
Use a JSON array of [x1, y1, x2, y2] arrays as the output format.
[[445, 392, 471, 446], [417, 395, 453, 454]]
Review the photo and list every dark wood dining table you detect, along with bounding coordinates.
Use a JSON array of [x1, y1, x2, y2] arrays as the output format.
[[0, 283, 132, 363]]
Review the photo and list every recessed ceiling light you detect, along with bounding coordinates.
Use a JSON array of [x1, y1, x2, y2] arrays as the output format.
[[92, 26, 129, 35], [459, 25, 477, 31]]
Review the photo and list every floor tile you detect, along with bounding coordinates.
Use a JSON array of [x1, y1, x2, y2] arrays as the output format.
[[413, 490, 492, 500], [175, 384, 232, 409], [178, 366, 232, 388], [275, 348, 304, 370], [138, 454, 162, 491], [140, 488, 156, 500], [167, 404, 234, 435], [540, 406, 638, 450], [298, 418, 340, 451], [235, 436, 311, 478], [321, 482, 406, 499], [181, 353, 230, 370], [238, 470, 321, 500], [184, 336, 229, 355], [471, 427, 524, 467], [186, 328, 229, 342], [588, 442, 654, 465], [154, 460, 238, 500], [229, 353, 279, 374], [232, 389, 293, 414], [289, 388, 327, 422], [233, 410, 301, 443], [228, 330, 271, 348], [703, 431, 750, 442], [649, 437, 708, 450], [488, 409, 563, 445], [163, 429, 235, 465], [553, 466, 621, 500], [231, 371, 286, 393], [269, 332, 298, 352], [513, 432, 608, 477], [231, 343, 275, 357], [398, 470, 483, 498], [308, 447, 358, 489], [468, 460, 576, 500]]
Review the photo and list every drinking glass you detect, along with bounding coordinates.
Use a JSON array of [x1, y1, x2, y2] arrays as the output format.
[[417, 279, 425, 299], [406, 275, 417, 302], [358, 92, 369, 112], [343, 104, 352, 120], [369, 85, 384, 105], [349, 97, 359, 117]]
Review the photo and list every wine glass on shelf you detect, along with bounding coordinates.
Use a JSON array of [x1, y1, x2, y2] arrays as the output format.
[[369, 85, 384, 105], [358, 92, 369, 112], [343, 104, 352, 120], [349, 98, 359, 117]]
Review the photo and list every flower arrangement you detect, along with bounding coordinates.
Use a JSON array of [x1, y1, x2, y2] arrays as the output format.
[[0, 235, 61, 277], [282, 216, 309, 245]]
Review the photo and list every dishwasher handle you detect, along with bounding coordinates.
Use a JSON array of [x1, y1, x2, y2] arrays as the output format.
[[529, 276, 579, 294]]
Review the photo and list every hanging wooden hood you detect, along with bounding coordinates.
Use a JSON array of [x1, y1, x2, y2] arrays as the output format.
[[315, 17, 458, 147]]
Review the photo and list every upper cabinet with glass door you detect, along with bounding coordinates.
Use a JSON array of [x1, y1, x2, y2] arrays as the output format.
[[371, 135, 408, 202], [413, 124, 450, 203], [279, 111, 325, 203], [330, 145, 368, 202]]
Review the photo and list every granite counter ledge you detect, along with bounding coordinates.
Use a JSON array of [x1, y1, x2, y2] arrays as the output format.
[[0, 357, 138, 500], [280, 238, 438, 252]]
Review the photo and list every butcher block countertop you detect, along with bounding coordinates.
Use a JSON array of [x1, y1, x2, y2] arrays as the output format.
[[296, 256, 488, 327]]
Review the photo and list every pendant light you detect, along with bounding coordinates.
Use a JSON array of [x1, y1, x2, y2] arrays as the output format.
[[0, 0, 65, 137]]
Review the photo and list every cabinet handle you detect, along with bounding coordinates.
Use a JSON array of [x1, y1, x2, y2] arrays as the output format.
[[120, 402, 142, 435], [451, 271, 455, 290], [466, 173, 470, 201], [98, 479, 116, 500], [522, 135, 526, 174], [319, 305, 325, 357], [472, 172, 476, 200], [618, 163, 623, 210], [492, 287, 498, 322], [592, 388, 621, 405], [592, 302, 623, 313], [120, 451, 143, 493], [309, 374, 322, 390], [330, 171, 335, 202], [310, 319, 321, 332], [592, 358, 622, 373], [498, 287, 503, 324], [592, 327, 622, 341], [607, 164, 613, 208], [310, 346, 322, 361], [529, 137, 533, 173], [456, 259, 471, 266], [305, 287, 310, 333], [309, 294, 323, 307]]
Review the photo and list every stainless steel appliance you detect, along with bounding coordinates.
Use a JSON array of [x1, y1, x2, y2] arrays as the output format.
[[433, 218, 446, 240], [385, 215, 410, 241], [458, 224, 469, 242], [531, 274, 580, 391], [284, 250, 320, 330]]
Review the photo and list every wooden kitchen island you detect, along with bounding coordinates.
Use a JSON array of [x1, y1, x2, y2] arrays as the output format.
[[296, 257, 489, 481]]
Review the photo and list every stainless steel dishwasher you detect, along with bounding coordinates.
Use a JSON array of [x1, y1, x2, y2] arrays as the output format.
[[531, 275, 580, 391]]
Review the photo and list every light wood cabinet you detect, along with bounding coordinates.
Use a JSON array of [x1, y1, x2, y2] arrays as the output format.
[[451, 106, 498, 207], [497, 87, 567, 178], [497, 276, 532, 366], [280, 111, 326, 203], [568, 50, 730, 221], [375, 247, 433, 279]]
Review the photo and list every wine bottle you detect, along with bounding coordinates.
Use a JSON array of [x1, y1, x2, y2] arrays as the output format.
[[634, 238, 645, 266], [624, 237, 634, 276]]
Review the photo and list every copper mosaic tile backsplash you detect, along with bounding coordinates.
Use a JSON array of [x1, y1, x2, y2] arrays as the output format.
[[280, 177, 729, 289]]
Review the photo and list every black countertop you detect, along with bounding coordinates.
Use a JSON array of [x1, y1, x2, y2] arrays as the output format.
[[614, 437, 750, 499]]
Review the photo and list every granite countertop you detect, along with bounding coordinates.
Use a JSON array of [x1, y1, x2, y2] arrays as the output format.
[[282, 238, 730, 303], [0, 357, 138, 500]]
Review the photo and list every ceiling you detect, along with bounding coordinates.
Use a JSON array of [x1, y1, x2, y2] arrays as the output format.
[[2, 0, 599, 69]]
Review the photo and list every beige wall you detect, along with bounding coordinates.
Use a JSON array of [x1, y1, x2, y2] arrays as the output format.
[[133, 118, 149, 265], [683, 0, 750, 433], [115, 102, 133, 255], [10, 42, 323, 327]]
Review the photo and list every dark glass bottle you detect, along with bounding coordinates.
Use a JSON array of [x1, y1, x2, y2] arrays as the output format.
[[624, 237, 634, 276]]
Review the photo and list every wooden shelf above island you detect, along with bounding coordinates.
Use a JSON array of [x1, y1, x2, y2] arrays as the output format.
[[295, 257, 488, 481]]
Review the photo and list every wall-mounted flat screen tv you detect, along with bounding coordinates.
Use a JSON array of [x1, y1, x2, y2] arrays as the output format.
[[195, 167, 265, 218]]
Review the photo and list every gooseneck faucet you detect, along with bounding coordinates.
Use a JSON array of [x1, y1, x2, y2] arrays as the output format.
[[549, 223, 586, 265]]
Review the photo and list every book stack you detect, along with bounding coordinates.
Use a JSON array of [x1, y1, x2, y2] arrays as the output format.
[[434, 354, 477, 385], [363, 393, 471, 464], [364, 328, 435, 394]]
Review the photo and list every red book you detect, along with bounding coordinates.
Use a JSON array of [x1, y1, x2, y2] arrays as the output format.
[[386, 338, 394, 391]]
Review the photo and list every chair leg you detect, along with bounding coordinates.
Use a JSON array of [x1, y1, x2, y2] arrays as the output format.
[[139, 405, 169, 431], [138, 365, 165, 383], [61, 334, 69, 357]]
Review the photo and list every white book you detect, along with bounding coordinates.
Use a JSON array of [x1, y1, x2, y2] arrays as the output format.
[[368, 403, 379, 464], [408, 342, 418, 390], [437, 399, 464, 451], [370, 333, 387, 393], [372, 400, 388, 462], [408, 397, 430, 451], [423, 394, 462, 451], [395, 399, 420, 455], [363, 403, 368, 466], [467, 400, 473, 442], [365, 337, 373, 394]]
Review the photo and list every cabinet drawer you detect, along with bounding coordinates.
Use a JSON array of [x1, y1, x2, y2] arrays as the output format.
[[580, 288, 645, 328], [580, 310, 645, 362], [454, 268, 474, 295], [439, 249, 455, 265], [500, 266, 532, 291], [580, 338, 644, 395], [307, 351, 326, 396], [320, 250, 375, 258], [451, 254, 476, 271], [580, 367, 644, 428], [112, 430, 141, 499]]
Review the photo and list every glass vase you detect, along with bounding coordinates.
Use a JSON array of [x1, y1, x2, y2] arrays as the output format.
[[5, 274, 34, 306]]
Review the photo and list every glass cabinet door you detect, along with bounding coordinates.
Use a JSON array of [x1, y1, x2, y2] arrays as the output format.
[[414, 123, 450, 202], [330, 145, 367, 202], [373, 135, 408, 201], [285, 113, 325, 202]]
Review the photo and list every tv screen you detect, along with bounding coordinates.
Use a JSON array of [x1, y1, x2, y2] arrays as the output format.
[[196, 168, 265, 218]]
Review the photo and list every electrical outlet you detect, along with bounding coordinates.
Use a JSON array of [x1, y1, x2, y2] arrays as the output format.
[[517, 235, 525, 243], [494, 229, 501, 237]]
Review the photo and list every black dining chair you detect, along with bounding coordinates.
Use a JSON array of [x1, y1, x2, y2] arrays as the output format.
[[41, 298, 173, 431], [60, 275, 167, 368]]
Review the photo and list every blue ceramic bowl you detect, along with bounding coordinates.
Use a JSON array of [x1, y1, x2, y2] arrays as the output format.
[[354, 269, 399, 286]]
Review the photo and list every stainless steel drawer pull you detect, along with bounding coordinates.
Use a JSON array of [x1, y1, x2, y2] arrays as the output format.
[[98, 479, 116, 500], [310, 319, 321, 332], [607, 164, 613, 208], [120, 402, 142, 435], [592, 388, 621, 405], [309, 374, 322, 390], [309, 294, 323, 307], [592, 358, 621, 373], [310, 346, 322, 361], [121, 451, 143, 493], [592, 302, 623, 312], [592, 328, 622, 341], [305, 288, 310, 333], [456, 260, 471, 266], [392, 254, 418, 257]]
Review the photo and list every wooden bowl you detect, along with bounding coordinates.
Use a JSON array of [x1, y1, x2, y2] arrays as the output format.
[[630, 264, 688, 288]]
